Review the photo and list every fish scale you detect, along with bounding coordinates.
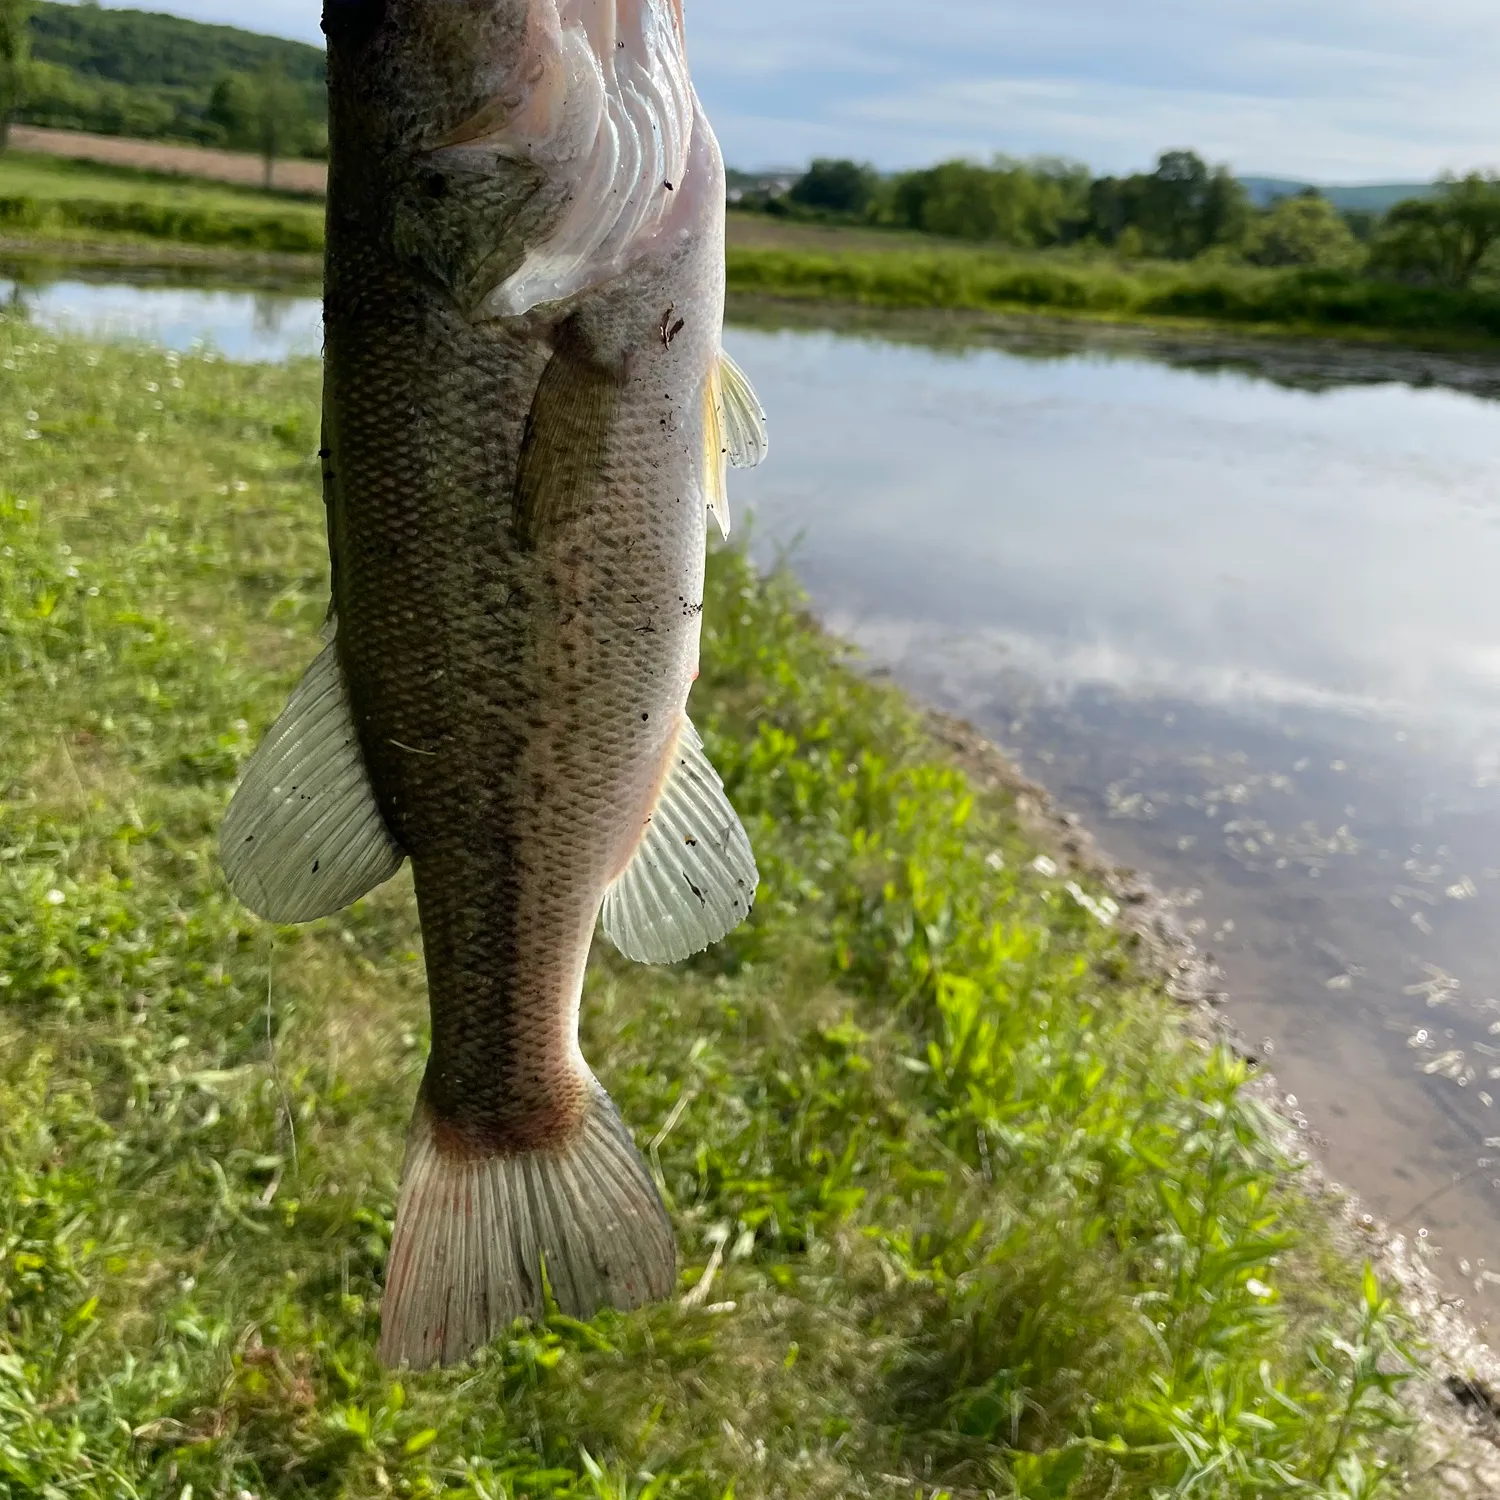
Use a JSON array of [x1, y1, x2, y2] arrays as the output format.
[[221, 0, 766, 1368]]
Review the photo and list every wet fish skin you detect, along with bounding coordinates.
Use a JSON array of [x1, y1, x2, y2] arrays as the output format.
[[222, 0, 762, 1368]]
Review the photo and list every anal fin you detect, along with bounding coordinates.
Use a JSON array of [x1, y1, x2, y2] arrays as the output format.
[[601, 717, 757, 964], [221, 638, 404, 923]]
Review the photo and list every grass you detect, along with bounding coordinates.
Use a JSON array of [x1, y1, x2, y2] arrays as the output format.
[[0, 153, 1494, 349], [723, 215, 1500, 349], [0, 152, 324, 255], [0, 318, 1431, 1498]]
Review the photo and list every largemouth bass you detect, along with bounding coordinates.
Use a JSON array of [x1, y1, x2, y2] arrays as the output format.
[[220, 0, 767, 1369]]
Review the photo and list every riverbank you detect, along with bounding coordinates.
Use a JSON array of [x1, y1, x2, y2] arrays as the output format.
[[724, 216, 1500, 353], [5, 147, 1500, 352], [0, 318, 1490, 1496]]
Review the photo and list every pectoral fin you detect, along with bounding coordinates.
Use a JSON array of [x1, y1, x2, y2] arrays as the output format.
[[514, 325, 623, 547], [601, 717, 758, 964], [719, 351, 769, 470], [221, 637, 404, 923], [703, 351, 769, 541]]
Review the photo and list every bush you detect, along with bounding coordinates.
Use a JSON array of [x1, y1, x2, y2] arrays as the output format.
[[1369, 174, 1500, 288], [886, 156, 1091, 248], [788, 158, 880, 218], [725, 241, 1500, 343], [0, 190, 323, 251], [1245, 193, 1364, 269]]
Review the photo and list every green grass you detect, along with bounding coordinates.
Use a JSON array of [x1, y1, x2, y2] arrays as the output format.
[[724, 235, 1500, 348], [0, 153, 325, 254], [0, 155, 1494, 348], [0, 319, 1428, 1498]]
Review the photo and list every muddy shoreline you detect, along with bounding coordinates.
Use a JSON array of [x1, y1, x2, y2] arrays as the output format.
[[921, 703, 1500, 1490]]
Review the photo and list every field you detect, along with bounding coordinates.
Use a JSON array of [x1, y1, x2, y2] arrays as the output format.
[[9, 126, 328, 197], [0, 147, 1496, 347], [0, 313, 1451, 1496], [724, 215, 1500, 348], [0, 151, 324, 256]]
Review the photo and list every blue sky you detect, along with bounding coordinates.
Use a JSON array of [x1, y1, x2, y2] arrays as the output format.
[[105, 0, 1499, 181]]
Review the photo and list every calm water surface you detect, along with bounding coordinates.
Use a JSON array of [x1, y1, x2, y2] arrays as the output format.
[[13, 272, 1500, 1321], [1, 275, 322, 360], [724, 323, 1500, 1326]]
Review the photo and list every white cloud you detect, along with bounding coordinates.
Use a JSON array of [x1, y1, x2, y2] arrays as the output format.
[[689, 0, 1500, 177], [81, 0, 1500, 179]]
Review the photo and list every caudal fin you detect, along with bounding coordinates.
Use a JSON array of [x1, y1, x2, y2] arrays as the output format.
[[377, 1083, 677, 1369]]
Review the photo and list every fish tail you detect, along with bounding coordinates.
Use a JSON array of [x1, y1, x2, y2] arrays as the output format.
[[377, 1082, 676, 1369]]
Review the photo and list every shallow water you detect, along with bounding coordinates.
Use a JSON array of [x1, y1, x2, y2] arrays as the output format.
[[11, 267, 1500, 1324], [0, 274, 322, 361]]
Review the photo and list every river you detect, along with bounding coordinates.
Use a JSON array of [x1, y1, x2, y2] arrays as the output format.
[[9, 267, 1500, 1330]]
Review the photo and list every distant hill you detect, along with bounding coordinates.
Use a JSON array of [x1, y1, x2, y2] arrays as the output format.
[[17, 1, 326, 157], [29, 2, 324, 90], [1239, 176, 1439, 213]]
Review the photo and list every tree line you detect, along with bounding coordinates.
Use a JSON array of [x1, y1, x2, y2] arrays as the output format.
[[759, 152, 1500, 290], [0, 0, 326, 173]]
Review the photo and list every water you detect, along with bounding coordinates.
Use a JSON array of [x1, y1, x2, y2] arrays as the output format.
[[13, 268, 1500, 1321], [1, 274, 321, 361], [724, 321, 1500, 1325]]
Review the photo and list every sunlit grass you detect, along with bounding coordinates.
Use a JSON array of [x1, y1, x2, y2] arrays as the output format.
[[0, 319, 1425, 1497], [724, 240, 1500, 348], [0, 152, 325, 253]]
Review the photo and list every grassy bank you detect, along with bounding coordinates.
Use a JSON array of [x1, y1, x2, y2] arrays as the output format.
[[0, 154, 1496, 350], [722, 216, 1500, 349], [0, 152, 324, 256], [0, 320, 1428, 1498]]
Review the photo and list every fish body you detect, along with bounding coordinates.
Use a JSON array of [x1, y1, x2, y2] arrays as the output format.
[[221, 0, 766, 1367]]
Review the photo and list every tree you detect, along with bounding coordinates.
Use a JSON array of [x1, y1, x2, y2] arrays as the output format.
[[1083, 151, 1249, 259], [788, 158, 880, 218], [0, 0, 33, 152], [207, 71, 254, 144], [1370, 174, 1500, 288], [1139, 150, 1250, 258], [208, 67, 311, 186], [1245, 191, 1362, 269], [886, 156, 1089, 247], [250, 67, 308, 188]]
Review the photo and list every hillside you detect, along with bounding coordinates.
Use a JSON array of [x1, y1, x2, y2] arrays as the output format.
[[18, 1, 326, 156], [1240, 176, 1439, 212], [29, 1, 324, 90]]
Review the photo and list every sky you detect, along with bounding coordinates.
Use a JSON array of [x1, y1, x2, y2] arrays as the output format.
[[101, 0, 1500, 181]]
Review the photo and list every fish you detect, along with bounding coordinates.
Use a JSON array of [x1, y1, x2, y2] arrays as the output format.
[[219, 0, 768, 1369]]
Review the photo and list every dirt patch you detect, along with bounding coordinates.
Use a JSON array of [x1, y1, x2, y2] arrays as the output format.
[[8, 126, 327, 198]]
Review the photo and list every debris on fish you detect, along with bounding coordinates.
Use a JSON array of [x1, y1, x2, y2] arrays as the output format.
[[221, 0, 767, 1369]]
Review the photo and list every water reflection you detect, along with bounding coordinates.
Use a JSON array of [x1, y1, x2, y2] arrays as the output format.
[[0, 270, 321, 361], [11, 264, 1500, 1315], [724, 322, 1500, 1321]]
